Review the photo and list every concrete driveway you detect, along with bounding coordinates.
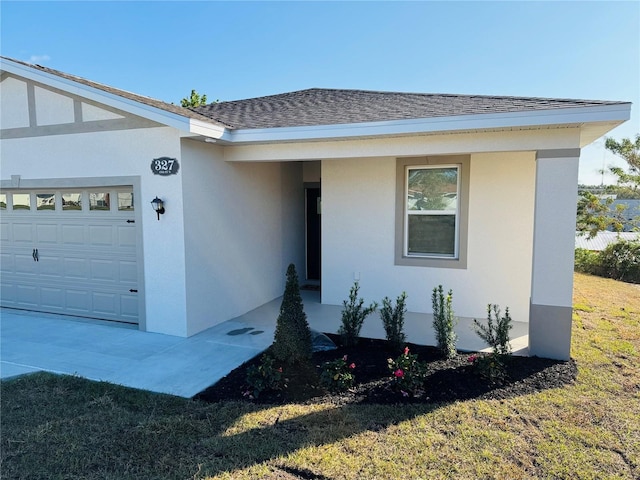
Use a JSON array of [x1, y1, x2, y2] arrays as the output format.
[[0, 305, 277, 398]]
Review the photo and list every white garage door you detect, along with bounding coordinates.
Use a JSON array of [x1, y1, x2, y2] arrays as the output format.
[[0, 188, 139, 324]]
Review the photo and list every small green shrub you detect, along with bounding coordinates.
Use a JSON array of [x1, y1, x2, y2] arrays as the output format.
[[473, 304, 513, 356], [599, 240, 640, 283], [272, 264, 313, 365], [244, 354, 285, 399], [574, 247, 602, 275], [319, 355, 356, 393], [431, 285, 457, 358], [467, 353, 507, 384], [575, 241, 640, 284], [338, 282, 378, 346], [380, 292, 407, 352], [387, 347, 428, 397]]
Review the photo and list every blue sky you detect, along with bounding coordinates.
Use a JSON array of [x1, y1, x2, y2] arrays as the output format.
[[2, 1, 638, 184]]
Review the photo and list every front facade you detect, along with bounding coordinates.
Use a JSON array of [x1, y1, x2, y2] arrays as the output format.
[[0, 57, 631, 359]]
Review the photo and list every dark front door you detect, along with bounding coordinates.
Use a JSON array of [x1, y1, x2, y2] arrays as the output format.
[[306, 187, 321, 280]]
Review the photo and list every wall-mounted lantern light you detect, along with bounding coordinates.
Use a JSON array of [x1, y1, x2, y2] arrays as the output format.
[[151, 196, 165, 220]]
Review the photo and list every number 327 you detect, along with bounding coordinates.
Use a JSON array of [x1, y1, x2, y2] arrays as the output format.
[[154, 158, 175, 171]]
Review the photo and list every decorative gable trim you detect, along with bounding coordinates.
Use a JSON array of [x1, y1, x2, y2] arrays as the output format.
[[0, 58, 227, 140], [1, 74, 161, 139], [1, 117, 160, 139]]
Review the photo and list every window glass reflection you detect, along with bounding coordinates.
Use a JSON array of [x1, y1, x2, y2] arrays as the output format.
[[0, 194, 6, 209], [36, 193, 56, 211], [118, 192, 134, 211], [407, 167, 458, 212], [89, 193, 110, 211], [12, 193, 31, 210], [408, 215, 456, 256], [62, 193, 82, 211]]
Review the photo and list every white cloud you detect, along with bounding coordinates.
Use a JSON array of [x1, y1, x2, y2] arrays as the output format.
[[28, 55, 51, 64]]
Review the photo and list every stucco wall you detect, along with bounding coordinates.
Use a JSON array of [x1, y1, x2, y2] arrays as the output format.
[[0, 76, 30, 128], [321, 151, 536, 331], [0, 127, 189, 336], [303, 161, 321, 183], [224, 128, 582, 162], [180, 139, 305, 336]]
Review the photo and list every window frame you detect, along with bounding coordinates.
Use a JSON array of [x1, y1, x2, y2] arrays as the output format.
[[405, 164, 460, 258], [395, 155, 470, 269]]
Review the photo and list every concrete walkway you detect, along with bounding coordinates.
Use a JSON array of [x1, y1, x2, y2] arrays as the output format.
[[1, 306, 278, 398], [1, 290, 529, 398]]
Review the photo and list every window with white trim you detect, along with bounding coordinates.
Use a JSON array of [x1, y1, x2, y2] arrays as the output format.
[[405, 165, 459, 257], [395, 156, 469, 269]]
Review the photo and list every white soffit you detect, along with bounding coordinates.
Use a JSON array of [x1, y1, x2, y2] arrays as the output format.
[[578, 120, 630, 148]]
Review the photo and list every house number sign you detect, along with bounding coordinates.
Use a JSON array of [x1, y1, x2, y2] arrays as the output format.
[[151, 157, 180, 176]]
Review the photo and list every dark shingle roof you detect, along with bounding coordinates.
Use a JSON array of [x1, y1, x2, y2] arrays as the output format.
[[4, 57, 628, 132], [1, 56, 231, 127], [193, 88, 628, 130]]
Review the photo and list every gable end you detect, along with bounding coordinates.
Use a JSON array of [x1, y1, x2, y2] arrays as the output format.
[[1, 73, 162, 139]]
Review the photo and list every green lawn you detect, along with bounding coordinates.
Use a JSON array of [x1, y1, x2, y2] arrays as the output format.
[[1, 273, 639, 479]]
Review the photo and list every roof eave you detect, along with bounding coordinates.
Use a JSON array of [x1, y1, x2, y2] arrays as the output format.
[[222, 103, 632, 145], [185, 119, 226, 138], [2, 57, 630, 146]]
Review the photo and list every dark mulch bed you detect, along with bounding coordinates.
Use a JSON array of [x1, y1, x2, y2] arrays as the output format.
[[194, 334, 577, 405]]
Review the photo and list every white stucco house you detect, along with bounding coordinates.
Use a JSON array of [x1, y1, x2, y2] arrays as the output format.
[[0, 57, 631, 360]]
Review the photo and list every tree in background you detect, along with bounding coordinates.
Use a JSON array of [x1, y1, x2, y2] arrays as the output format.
[[577, 134, 640, 238], [180, 89, 208, 107], [606, 135, 640, 196]]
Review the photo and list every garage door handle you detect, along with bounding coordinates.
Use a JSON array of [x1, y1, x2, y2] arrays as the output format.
[[129, 289, 138, 293], [32, 249, 39, 262]]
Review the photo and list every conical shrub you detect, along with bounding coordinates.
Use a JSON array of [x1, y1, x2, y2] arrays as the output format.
[[272, 263, 313, 364]]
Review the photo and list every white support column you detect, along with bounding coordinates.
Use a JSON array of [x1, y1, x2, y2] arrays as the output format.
[[529, 149, 580, 360]]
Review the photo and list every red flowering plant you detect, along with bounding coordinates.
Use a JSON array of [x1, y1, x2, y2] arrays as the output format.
[[468, 353, 507, 384], [244, 354, 286, 399], [387, 347, 428, 397], [320, 355, 356, 393]]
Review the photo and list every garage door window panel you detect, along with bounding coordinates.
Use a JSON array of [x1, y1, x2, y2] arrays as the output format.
[[62, 193, 82, 211], [12, 193, 31, 210], [90, 193, 111, 211], [118, 192, 134, 211], [36, 193, 56, 211]]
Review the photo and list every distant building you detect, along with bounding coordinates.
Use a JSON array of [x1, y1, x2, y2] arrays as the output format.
[[575, 231, 640, 251]]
